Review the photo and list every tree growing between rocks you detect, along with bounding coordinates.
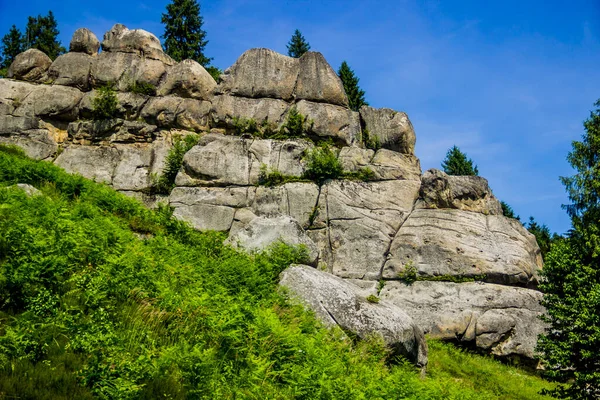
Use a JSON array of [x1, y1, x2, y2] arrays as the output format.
[[441, 145, 479, 176], [287, 29, 310, 58], [537, 98, 600, 399], [0, 25, 24, 76], [24, 11, 66, 60], [337, 61, 368, 112], [501, 201, 520, 221]]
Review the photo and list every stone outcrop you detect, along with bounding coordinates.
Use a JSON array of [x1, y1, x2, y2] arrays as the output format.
[[0, 23, 546, 364]]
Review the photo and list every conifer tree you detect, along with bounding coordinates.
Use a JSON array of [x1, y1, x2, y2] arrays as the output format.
[[537, 99, 600, 399], [337, 61, 368, 112], [162, 0, 211, 67], [0, 25, 24, 74], [286, 29, 310, 58], [500, 201, 520, 221], [441, 145, 479, 176], [24, 11, 65, 59]]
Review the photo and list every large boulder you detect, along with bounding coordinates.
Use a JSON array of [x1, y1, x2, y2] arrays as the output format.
[[157, 59, 216, 100], [382, 209, 543, 286], [380, 281, 546, 359], [417, 169, 503, 215], [12, 85, 83, 121], [218, 48, 299, 101], [0, 115, 40, 134], [226, 216, 319, 265], [279, 264, 428, 367], [69, 28, 100, 55], [0, 129, 58, 160], [295, 100, 360, 146], [101, 23, 174, 65], [47, 52, 93, 90], [67, 119, 158, 144], [295, 52, 349, 107], [90, 51, 168, 90], [359, 106, 416, 155], [8, 49, 52, 82], [211, 94, 289, 131], [140, 97, 211, 132], [338, 147, 422, 182]]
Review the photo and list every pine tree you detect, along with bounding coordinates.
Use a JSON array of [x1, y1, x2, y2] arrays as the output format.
[[526, 216, 558, 258], [24, 11, 65, 59], [286, 29, 310, 58], [537, 99, 600, 399], [500, 201, 520, 221], [0, 25, 24, 73], [338, 61, 368, 112], [161, 0, 211, 67], [441, 145, 479, 176]]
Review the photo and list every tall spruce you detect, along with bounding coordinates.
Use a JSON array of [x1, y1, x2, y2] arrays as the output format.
[[500, 201, 520, 221], [0, 25, 24, 73], [537, 99, 600, 399], [161, 0, 211, 66], [338, 61, 368, 112], [24, 11, 65, 59], [286, 29, 310, 58], [441, 145, 479, 176]]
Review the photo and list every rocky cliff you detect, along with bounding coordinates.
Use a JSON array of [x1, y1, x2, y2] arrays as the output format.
[[0, 24, 546, 366]]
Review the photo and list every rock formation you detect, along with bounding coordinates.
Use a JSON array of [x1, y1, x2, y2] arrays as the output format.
[[0, 23, 546, 366]]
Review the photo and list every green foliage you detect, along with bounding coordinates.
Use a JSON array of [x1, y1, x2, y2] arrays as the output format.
[[303, 144, 344, 184], [153, 134, 199, 194], [526, 217, 559, 258], [206, 65, 222, 82], [344, 167, 376, 182], [419, 274, 487, 283], [126, 81, 156, 96], [0, 146, 558, 398], [537, 98, 600, 399], [161, 0, 211, 67], [286, 29, 311, 58], [362, 127, 381, 150], [91, 84, 118, 120], [366, 295, 380, 304], [338, 61, 368, 112], [232, 116, 260, 136], [0, 25, 24, 70], [441, 145, 479, 176], [24, 11, 66, 59], [501, 200, 520, 221], [258, 164, 304, 187], [397, 262, 418, 284], [278, 106, 312, 139]]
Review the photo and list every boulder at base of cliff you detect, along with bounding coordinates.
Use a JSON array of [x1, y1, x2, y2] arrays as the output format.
[[279, 264, 428, 367]]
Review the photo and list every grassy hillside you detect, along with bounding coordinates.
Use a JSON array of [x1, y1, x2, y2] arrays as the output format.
[[0, 145, 555, 399]]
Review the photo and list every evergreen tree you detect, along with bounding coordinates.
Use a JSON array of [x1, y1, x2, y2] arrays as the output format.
[[441, 145, 479, 176], [537, 99, 600, 399], [161, 0, 211, 67], [24, 11, 65, 59], [500, 201, 520, 221], [338, 61, 368, 112], [286, 29, 310, 58], [0, 25, 24, 74], [526, 216, 558, 258]]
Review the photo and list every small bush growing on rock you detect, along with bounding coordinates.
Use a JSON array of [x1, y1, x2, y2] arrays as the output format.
[[278, 107, 312, 139], [206, 66, 222, 82], [362, 128, 381, 151], [258, 164, 304, 187], [398, 261, 418, 284], [127, 81, 156, 96], [232, 117, 260, 136], [153, 134, 199, 194], [91, 84, 118, 120], [303, 144, 344, 184], [344, 167, 375, 182], [366, 295, 380, 304]]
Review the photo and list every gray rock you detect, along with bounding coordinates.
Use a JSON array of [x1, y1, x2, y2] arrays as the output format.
[[295, 100, 360, 146], [54, 145, 120, 184], [0, 115, 40, 134], [80, 90, 149, 120], [0, 80, 37, 105], [380, 281, 546, 359], [101, 23, 174, 65], [69, 28, 100, 55], [47, 52, 93, 90], [417, 169, 503, 215], [251, 182, 320, 228], [8, 49, 52, 82], [360, 106, 416, 155], [140, 96, 211, 131], [338, 147, 422, 181], [157, 59, 216, 100], [295, 52, 349, 107], [382, 208, 543, 286], [218, 48, 299, 101], [12, 85, 83, 121], [226, 216, 319, 265], [313, 180, 420, 280], [90, 51, 167, 90], [0, 129, 58, 160], [178, 134, 311, 186], [14, 183, 42, 196], [67, 119, 157, 144], [211, 94, 289, 131], [279, 265, 428, 366]]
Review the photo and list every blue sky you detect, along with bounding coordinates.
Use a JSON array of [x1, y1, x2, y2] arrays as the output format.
[[1, 0, 599, 234]]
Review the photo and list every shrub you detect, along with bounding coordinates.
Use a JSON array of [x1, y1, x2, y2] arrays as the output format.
[[278, 107, 312, 139], [366, 295, 380, 304], [206, 66, 222, 82], [232, 117, 260, 136], [91, 84, 118, 120], [153, 134, 199, 194], [127, 81, 156, 96], [398, 261, 418, 284], [344, 167, 375, 181], [303, 144, 344, 184], [362, 128, 381, 151]]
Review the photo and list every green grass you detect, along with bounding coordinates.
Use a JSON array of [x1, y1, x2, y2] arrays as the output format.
[[0, 144, 556, 399]]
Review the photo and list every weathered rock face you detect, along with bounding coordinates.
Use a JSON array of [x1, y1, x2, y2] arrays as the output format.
[[360, 106, 416, 155], [7, 49, 52, 82], [69, 28, 100, 55], [0, 23, 546, 364], [280, 265, 428, 366]]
